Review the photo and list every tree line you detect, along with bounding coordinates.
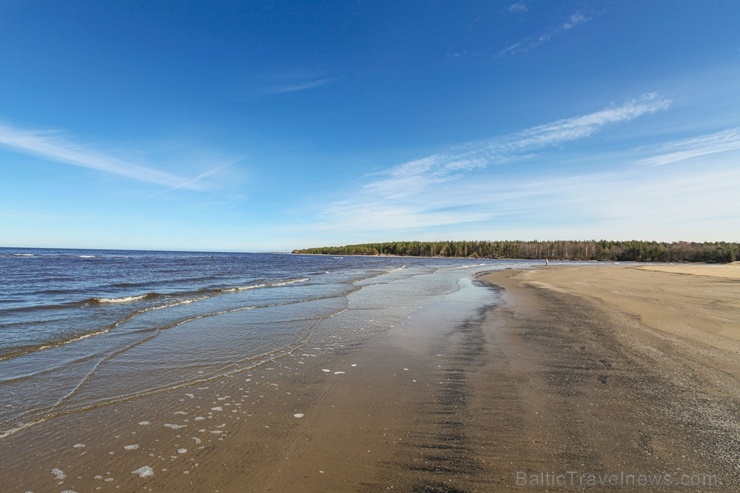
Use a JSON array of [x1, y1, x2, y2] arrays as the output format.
[[293, 240, 740, 263]]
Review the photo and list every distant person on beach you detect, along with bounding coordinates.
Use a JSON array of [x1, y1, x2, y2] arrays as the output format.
[[545, 258, 549, 266]]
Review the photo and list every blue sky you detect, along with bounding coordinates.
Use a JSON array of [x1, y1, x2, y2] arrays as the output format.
[[1, 1, 739, 251]]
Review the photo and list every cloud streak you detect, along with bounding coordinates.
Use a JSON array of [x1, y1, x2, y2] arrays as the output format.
[[364, 155, 487, 198], [0, 123, 197, 189], [364, 94, 670, 198], [508, 2, 528, 14], [500, 12, 592, 57], [304, 93, 691, 242], [258, 68, 340, 95], [145, 160, 240, 199], [268, 77, 339, 94], [311, 156, 740, 242], [497, 93, 669, 148], [637, 127, 740, 166]]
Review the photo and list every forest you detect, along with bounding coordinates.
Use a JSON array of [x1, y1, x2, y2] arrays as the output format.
[[293, 240, 740, 263]]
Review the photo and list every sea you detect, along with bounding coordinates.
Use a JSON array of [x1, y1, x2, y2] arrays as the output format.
[[0, 247, 535, 438]]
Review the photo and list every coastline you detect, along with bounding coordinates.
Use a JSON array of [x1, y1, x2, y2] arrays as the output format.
[[475, 264, 739, 490], [1, 264, 738, 491]]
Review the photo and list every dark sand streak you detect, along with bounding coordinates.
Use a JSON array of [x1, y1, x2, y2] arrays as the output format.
[[363, 268, 738, 491]]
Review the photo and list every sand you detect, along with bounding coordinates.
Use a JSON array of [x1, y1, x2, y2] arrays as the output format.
[[1, 264, 738, 492]]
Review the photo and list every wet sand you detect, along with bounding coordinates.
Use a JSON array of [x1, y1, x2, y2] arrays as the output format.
[[1, 264, 738, 492], [474, 264, 740, 491]]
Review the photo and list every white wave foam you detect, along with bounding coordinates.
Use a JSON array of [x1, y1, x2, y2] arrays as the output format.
[[64, 327, 111, 344], [95, 294, 149, 304], [224, 283, 267, 292], [0, 327, 114, 368], [225, 277, 309, 292], [0, 418, 45, 440], [444, 263, 488, 270], [142, 296, 209, 312], [272, 277, 310, 287]]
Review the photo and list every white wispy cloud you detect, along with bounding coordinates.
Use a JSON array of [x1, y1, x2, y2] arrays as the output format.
[[508, 2, 528, 14], [259, 67, 340, 95], [315, 200, 493, 233], [363, 94, 670, 199], [145, 160, 240, 199], [0, 123, 197, 189], [500, 12, 592, 56], [308, 156, 740, 242], [364, 155, 487, 198], [637, 127, 740, 166], [298, 93, 697, 242], [499, 93, 669, 148], [268, 77, 339, 94]]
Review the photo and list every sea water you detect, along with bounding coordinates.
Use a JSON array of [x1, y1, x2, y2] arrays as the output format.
[[0, 248, 533, 437]]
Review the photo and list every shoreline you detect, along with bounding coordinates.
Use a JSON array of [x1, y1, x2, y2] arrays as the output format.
[[1, 264, 738, 491], [475, 264, 739, 489]]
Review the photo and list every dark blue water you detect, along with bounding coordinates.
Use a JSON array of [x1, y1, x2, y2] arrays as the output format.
[[0, 247, 531, 437], [0, 248, 413, 358]]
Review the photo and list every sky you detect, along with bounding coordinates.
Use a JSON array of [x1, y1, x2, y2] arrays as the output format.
[[1, 0, 739, 252]]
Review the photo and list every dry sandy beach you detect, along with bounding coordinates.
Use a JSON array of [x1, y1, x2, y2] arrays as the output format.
[[1, 263, 738, 492]]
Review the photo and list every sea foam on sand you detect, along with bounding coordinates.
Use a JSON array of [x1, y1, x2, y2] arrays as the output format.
[[131, 465, 154, 478]]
